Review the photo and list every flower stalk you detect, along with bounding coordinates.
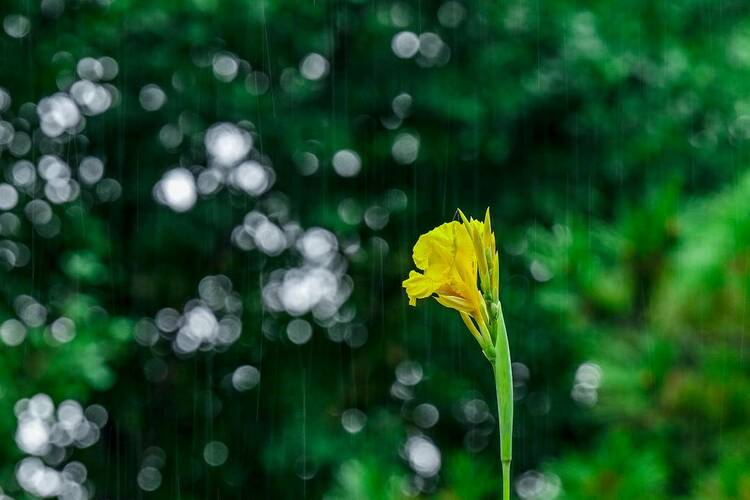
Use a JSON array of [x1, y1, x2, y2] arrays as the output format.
[[403, 208, 513, 499], [494, 301, 513, 500]]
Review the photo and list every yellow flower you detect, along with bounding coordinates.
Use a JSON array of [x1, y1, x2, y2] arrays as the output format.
[[403, 209, 514, 500], [403, 211, 498, 350]]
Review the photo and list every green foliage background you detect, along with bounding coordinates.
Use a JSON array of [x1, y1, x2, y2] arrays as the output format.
[[1, 0, 750, 498]]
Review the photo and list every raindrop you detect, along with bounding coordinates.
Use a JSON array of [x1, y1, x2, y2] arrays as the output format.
[[515, 470, 561, 500], [392, 132, 420, 164], [364, 205, 390, 230], [77, 57, 104, 81], [37, 93, 81, 137], [295, 151, 319, 175], [0, 121, 14, 146], [205, 123, 252, 166], [396, 361, 423, 386], [137, 466, 162, 492], [212, 52, 239, 82], [438, 1, 466, 28], [78, 157, 104, 185], [287, 318, 313, 345], [203, 441, 229, 466], [341, 408, 367, 434], [332, 149, 362, 177], [413, 403, 439, 428], [3, 15, 30, 39], [245, 71, 270, 95], [231, 161, 271, 196], [159, 124, 183, 150], [0, 319, 26, 346], [338, 198, 363, 225], [405, 436, 441, 477], [84, 404, 109, 429], [300, 53, 329, 81], [139, 84, 167, 111], [0, 184, 19, 210], [391, 31, 420, 58], [50, 317, 75, 343], [0, 87, 11, 112], [392, 92, 413, 118], [99, 56, 119, 80], [155, 168, 197, 212], [231, 365, 261, 391], [155, 308, 181, 332], [529, 260, 553, 282]]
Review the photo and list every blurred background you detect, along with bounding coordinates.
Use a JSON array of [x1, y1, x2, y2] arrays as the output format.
[[0, 0, 749, 498]]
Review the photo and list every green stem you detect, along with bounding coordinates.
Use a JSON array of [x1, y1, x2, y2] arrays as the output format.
[[493, 302, 513, 500], [502, 461, 511, 500]]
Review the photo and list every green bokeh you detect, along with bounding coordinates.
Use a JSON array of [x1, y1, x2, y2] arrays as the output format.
[[1, 0, 749, 498]]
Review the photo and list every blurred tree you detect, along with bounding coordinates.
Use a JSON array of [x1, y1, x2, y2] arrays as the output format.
[[0, 0, 750, 498]]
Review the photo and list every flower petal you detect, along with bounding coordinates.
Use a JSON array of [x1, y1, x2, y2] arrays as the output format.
[[435, 294, 475, 314], [412, 222, 457, 270], [402, 270, 439, 306]]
